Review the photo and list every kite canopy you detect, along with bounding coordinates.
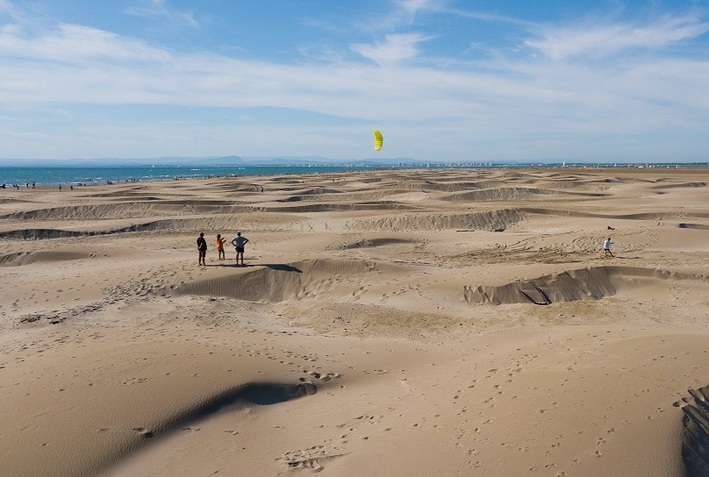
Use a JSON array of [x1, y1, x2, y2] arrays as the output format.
[[373, 130, 383, 151]]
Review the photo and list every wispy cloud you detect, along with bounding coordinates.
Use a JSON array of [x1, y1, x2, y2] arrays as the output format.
[[525, 15, 709, 60], [398, 0, 448, 17], [441, 5, 534, 28], [126, 0, 198, 28], [353, 0, 448, 32], [0, 23, 172, 64], [351, 32, 432, 65]]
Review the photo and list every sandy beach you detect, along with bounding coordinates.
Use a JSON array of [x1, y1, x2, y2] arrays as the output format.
[[1, 167, 708, 476]]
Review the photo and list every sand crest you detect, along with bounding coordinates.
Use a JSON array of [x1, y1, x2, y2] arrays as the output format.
[[1, 168, 709, 476]]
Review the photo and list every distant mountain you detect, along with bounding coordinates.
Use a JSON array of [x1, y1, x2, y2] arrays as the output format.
[[0, 155, 424, 167], [237, 156, 423, 166]]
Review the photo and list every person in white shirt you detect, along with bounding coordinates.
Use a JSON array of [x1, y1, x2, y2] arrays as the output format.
[[603, 237, 613, 257], [232, 231, 249, 266]]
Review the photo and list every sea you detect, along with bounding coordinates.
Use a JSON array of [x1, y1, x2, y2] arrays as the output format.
[[1, 162, 707, 188]]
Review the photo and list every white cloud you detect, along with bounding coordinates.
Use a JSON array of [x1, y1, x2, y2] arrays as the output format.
[[0, 23, 173, 63], [398, 0, 448, 15], [351, 33, 432, 65], [353, 0, 448, 33], [525, 15, 709, 60], [126, 0, 198, 27]]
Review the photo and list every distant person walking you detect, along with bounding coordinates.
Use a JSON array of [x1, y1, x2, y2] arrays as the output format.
[[232, 231, 249, 266], [216, 234, 227, 260], [603, 237, 613, 257], [197, 232, 208, 266]]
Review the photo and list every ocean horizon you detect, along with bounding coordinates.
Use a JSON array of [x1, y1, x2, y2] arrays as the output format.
[[1, 162, 707, 188]]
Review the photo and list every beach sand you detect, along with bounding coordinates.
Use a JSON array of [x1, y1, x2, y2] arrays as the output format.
[[1, 167, 708, 476]]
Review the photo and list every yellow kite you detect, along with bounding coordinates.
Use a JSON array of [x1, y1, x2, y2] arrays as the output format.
[[373, 130, 383, 151]]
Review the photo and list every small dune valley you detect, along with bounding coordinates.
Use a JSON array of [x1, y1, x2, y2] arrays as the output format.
[[2, 167, 709, 476]]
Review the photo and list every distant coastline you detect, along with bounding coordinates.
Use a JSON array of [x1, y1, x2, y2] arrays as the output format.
[[1, 160, 708, 188]]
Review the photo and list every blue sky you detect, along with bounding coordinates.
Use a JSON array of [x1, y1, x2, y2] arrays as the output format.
[[1, 0, 709, 163]]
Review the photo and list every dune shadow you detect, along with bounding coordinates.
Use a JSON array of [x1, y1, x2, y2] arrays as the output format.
[[677, 385, 709, 477], [179, 382, 316, 422], [679, 223, 709, 230], [263, 264, 303, 272], [210, 263, 302, 272], [99, 381, 316, 474]]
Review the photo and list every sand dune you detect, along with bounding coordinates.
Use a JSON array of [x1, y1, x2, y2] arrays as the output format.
[[341, 237, 413, 249], [346, 208, 526, 231], [1, 167, 709, 477], [176, 259, 400, 303], [440, 187, 575, 202], [464, 265, 705, 305], [653, 181, 707, 190], [0, 250, 92, 266]]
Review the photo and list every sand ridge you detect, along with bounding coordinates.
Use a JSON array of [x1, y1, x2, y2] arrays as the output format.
[[1, 167, 709, 476]]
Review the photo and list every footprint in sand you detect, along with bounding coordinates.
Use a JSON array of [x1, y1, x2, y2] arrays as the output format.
[[280, 444, 346, 473], [301, 369, 342, 383]]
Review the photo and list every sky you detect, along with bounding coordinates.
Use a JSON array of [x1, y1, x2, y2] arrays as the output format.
[[1, 0, 709, 163]]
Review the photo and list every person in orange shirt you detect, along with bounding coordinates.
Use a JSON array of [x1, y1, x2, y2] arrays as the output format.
[[216, 234, 227, 260]]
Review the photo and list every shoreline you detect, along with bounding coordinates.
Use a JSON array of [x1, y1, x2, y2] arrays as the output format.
[[2, 163, 709, 189]]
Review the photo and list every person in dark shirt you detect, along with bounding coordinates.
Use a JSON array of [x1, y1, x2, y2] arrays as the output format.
[[197, 232, 208, 266]]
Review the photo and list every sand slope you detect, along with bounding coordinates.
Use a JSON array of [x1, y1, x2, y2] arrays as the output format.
[[1, 168, 709, 476]]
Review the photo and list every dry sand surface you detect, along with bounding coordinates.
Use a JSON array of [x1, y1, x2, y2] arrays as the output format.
[[1, 167, 708, 476]]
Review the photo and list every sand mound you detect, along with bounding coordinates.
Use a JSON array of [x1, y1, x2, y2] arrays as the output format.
[[0, 251, 91, 266], [111, 218, 251, 233], [521, 207, 707, 221], [441, 187, 552, 202], [535, 179, 608, 191], [0, 217, 266, 240], [78, 186, 148, 197], [346, 208, 526, 232], [408, 180, 480, 192], [0, 203, 258, 221], [342, 237, 413, 249], [464, 265, 701, 305], [1, 204, 168, 220], [653, 181, 707, 190], [266, 202, 417, 213], [0, 228, 87, 240], [277, 190, 415, 203], [285, 187, 342, 195], [441, 186, 607, 201], [520, 207, 598, 218], [176, 259, 391, 302]]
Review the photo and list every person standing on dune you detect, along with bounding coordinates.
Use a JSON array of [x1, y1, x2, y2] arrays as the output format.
[[603, 237, 613, 257], [232, 231, 249, 266], [197, 232, 207, 266], [216, 234, 227, 260]]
